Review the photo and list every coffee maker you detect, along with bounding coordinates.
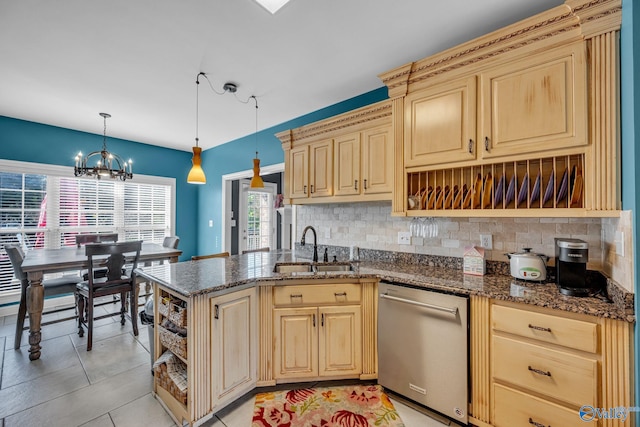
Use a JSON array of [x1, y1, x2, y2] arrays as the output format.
[[555, 238, 590, 296]]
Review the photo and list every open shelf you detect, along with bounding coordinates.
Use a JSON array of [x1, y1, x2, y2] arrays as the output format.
[[406, 154, 584, 213]]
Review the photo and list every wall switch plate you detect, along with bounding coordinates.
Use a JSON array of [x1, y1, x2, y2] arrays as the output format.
[[480, 234, 493, 250], [398, 231, 411, 245], [208, 219, 213, 227]]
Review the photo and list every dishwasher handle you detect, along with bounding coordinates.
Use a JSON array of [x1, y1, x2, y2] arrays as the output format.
[[380, 293, 458, 316]]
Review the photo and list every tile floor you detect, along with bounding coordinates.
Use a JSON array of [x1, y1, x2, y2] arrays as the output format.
[[0, 298, 449, 427]]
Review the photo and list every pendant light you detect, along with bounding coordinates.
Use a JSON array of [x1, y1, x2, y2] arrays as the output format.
[[187, 73, 206, 184], [249, 95, 264, 188], [74, 113, 133, 181]]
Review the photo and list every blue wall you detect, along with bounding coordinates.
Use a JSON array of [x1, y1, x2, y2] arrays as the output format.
[[621, 0, 640, 415], [195, 87, 389, 256], [0, 116, 198, 261]]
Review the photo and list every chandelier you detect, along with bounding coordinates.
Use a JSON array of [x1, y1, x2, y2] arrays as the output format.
[[74, 112, 133, 181]]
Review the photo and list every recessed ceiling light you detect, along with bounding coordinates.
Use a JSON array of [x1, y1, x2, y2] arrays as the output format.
[[253, 0, 291, 14]]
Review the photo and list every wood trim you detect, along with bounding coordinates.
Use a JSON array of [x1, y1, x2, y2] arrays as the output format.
[[600, 318, 634, 427], [360, 281, 378, 377], [391, 97, 406, 216], [585, 31, 621, 211], [257, 284, 274, 385], [567, 0, 622, 38], [470, 296, 491, 423], [279, 101, 392, 146]]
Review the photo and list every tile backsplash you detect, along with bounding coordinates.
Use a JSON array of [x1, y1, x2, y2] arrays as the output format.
[[295, 202, 634, 292]]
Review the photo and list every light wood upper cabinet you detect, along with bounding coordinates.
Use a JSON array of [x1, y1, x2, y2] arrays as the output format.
[[405, 76, 477, 167], [288, 140, 333, 200], [310, 140, 333, 197], [480, 42, 587, 159], [334, 125, 394, 197], [362, 125, 394, 195], [289, 146, 309, 199], [334, 132, 361, 196], [277, 100, 393, 205], [211, 288, 257, 410]]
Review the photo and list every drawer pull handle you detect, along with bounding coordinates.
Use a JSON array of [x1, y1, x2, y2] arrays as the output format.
[[334, 292, 347, 297], [290, 294, 303, 298], [528, 418, 548, 427], [528, 366, 552, 377], [528, 324, 552, 333]]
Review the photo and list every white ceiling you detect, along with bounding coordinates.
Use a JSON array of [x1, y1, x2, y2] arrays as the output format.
[[0, 0, 564, 152]]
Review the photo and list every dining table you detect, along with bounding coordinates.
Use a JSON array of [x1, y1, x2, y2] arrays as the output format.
[[20, 242, 182, 360]]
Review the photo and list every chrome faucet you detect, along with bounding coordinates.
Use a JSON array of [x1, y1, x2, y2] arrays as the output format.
[[300, 225, 318, 262]]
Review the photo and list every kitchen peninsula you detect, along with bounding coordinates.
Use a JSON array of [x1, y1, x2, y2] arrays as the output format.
[[137, 250, 634, 427]]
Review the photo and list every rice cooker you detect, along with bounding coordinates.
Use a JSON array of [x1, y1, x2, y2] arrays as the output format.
[[506, 248, 549, 281]]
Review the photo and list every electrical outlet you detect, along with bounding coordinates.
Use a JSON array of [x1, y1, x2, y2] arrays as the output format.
[[480, 234, 493, 249], [398, 231, 411, 245]]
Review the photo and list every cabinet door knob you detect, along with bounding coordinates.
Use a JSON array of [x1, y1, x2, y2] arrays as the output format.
[[484, 136, 490, 151], [468, 139, 473, 154], [528, 366, 552, 377]]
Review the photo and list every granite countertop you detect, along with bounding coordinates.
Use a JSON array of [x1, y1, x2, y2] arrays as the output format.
[[136, 250, 634, 323]]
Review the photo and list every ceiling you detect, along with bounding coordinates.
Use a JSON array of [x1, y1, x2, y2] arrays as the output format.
[[0, 0, 564, 153]]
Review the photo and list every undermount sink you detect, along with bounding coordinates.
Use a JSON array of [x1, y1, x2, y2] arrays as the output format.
[[273, 263, 313, 273], [313, 263, 353, 272], [273, 262, 353, 273]]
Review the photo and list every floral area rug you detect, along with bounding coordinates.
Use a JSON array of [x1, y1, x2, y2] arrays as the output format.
[[252, 384, 405, 427]]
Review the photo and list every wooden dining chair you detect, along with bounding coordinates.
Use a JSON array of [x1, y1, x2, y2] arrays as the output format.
[[76, 240, 142, 351], [75, 233, 119, 281], [191, 251, 230, 261], [4, 244, 83, 349], [241, 247, 270, 254]]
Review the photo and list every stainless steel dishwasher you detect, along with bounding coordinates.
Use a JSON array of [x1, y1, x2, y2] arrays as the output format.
[[378, 282, 469, 425]]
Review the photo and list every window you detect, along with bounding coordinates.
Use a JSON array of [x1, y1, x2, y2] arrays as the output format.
[[0, 159, 175, 299]]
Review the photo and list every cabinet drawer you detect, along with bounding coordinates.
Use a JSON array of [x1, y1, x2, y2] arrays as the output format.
[[494, 384, 583, 427], [492, 304, 598, 353], [493, 335, 597, 407], [274, 284, 361, 306]]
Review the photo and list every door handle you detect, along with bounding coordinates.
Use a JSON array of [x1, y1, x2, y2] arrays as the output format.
[[468, 139, 473, 154], [379, 293, 458, 315], [310, 184, 315, 193], [484, 136, 489, 151], [312, 313, 316, 327], [364, 179, 368, 189], [321, 313, 324, 326], [303, 185, 307, 194], [354, 179, 358, 191]]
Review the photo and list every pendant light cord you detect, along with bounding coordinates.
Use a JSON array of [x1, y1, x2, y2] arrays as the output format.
[[195, 73, 204, 148], [251, 95, 258, 159]]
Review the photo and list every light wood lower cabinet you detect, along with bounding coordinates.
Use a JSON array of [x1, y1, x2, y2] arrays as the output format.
[[210, 288, 257, 410], [274, 305, 362, 381], [480, 301, 634, 427], [273, 307, 318, 379], [268, 280, 375, 384]]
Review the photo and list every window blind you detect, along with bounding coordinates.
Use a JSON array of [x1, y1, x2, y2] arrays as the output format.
[[0, 160, 175, 299]]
